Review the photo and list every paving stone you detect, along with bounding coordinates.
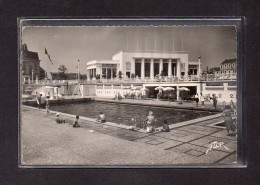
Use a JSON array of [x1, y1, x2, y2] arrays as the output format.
[[195, 118, 223, 126], [190, 135, 234, 150], [193, 149, 231, 164], [146, 140, 164, 145], [218, 153, 237, 164], [185, 149, 205, 157], [178, 125, 221, 135], [154, 129, 203, 142], [167, 143, 207, 154], [211, 130, 237, 141]]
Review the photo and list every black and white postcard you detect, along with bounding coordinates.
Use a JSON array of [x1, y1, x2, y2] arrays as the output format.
[[19, 19, 243, 167]]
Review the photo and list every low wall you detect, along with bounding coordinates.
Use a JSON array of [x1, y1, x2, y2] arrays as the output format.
[[23, 97, 92, 106]]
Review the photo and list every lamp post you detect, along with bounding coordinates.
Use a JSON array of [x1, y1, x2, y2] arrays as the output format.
[[31, 69, 34, 84], [198, 56, 201, 80], [77, 59, 80, 82]]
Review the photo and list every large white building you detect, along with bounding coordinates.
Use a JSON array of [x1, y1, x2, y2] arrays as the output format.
[[86, 50, 201, 80]]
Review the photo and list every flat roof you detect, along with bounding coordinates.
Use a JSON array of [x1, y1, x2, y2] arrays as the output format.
[[86, 60, 119, 66], [112, 50, 189, 58]]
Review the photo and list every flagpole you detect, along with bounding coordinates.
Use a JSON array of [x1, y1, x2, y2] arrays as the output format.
[[173, 38, 174, 51], [78, 59, 80, 82], [155, 32, 157, 51], [145, 37, 147, 50], [137, 37, 139, 50], [45, 55, 47, 81], [127, 36, 129, 50]]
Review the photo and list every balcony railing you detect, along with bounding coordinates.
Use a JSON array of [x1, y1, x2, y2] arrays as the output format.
[[24, 73, 237, 85]]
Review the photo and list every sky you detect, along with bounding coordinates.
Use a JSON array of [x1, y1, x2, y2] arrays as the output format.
[[21, 26, 237, 76]]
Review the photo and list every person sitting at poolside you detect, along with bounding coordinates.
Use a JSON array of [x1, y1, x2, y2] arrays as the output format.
[[55, 113, 65, 124], [73, 115, 80, 128], [161, 120, 170, 132], [97, 112, 106, 123], [113, 93, 118, 100]]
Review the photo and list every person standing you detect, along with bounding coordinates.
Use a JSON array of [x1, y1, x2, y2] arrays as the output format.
[[45, 97, 50, 114], [212, 94, 218, 109], [222, 105, 236, 136], [117, 93, 122, 101], [230, 100, 237, 114], [194, 93, 199, 107], [36, 93, 42, 109], [200, 93, 205, 106]]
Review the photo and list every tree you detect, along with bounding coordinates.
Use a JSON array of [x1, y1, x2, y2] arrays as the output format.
[[57, 65, 67, 80], [58, 65, 67, 73]]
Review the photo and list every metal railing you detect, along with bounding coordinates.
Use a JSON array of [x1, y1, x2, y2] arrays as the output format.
[[23, 73, 237, 85]]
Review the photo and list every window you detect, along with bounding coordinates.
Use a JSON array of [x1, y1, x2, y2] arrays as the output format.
[[218, 94, 222, 98], [224, 64, 227, 69]]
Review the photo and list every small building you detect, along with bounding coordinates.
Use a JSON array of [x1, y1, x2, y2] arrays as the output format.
[[21, 44, 41, 83], [86, 50, 201, 80]]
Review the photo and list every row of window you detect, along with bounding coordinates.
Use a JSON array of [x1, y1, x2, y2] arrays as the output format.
[[215, 70, 236, 74], [220, 63, 236, 69]]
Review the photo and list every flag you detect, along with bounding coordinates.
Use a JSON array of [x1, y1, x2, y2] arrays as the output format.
[[45, 48, 53, 65]]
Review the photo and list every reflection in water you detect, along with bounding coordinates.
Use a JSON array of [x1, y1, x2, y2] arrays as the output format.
[[50, 101, 213, 128]]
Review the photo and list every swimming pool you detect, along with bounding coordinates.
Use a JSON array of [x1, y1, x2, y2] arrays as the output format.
[[49, 101, 214, 128]]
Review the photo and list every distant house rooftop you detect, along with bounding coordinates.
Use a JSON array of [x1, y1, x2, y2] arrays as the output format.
[[220, 59, 236, 65]]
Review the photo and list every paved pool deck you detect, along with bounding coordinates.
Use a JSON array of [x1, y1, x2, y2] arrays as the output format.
[[20, 106, 237, 167]]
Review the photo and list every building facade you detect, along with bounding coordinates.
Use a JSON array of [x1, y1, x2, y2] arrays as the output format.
[[86, 50, 201, 80], [21, 44, 41, 83], [218, 59, 236, 74]]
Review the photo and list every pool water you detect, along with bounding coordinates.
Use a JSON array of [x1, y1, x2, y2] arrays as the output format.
[[49, 101, 214, 128]]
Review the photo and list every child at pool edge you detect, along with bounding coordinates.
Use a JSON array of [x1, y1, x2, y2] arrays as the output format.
[[73, 115, 80, 128], [146, 111, 155, 133], [97, 112, 106, 123], [55, 113, 65, 124], [161, 120, 170, 132]]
